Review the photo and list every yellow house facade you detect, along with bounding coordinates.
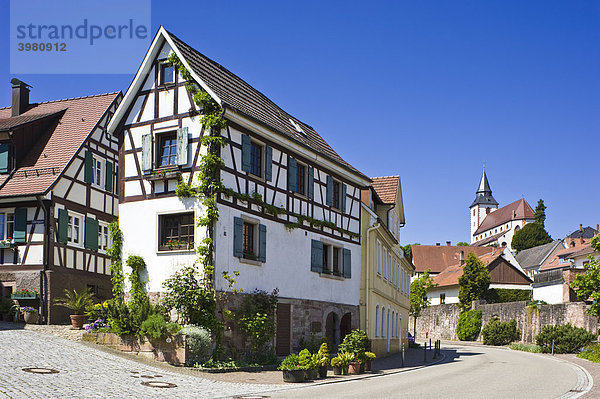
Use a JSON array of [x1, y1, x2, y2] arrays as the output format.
[[359, 176, 413, 357]]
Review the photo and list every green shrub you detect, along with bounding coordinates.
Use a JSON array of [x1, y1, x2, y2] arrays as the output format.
[[482, 318, 520, 346], [509, 343, 543, 353], [298, 349, 312, 370], [578, 343, 600, 363], [456, 309, 482, 341], [278, 354, 301, 370], [483, 289, 532, 304], [180, 325, 212, 365], [140, 313, 168, 340], [338, 329, 370, 355], [536, 324, 597, 354], [0, 297, 13, 313]]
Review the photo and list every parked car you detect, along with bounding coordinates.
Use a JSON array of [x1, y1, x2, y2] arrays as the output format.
[[407, 332, 415, 344]]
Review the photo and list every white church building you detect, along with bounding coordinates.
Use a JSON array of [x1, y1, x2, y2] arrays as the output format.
[[470, 170, 535, 250]]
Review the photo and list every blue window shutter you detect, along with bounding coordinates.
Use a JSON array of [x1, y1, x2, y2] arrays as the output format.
[[241, 134, 251, 173], [14, 208, 27, 243], [105, 161, 113, 192], [176, 127, 189, 166], [307, 166, 314, 199], [57, 209, 68, 244], [310, 239, 323, 273], [84, 217, 99, 250], [287, 157, 297, 192], [259, 224, 267, 262], [343, 248, 351, 278], [326, 176, 333, 207], [141, 134, 153, 172], [84, 151, 93, 183], [341, 183, 347, 213], [233, 217, 243, 257], [265, 146, 273, 181], [0, 143, 9, 173], [0, 214, 5, 241]]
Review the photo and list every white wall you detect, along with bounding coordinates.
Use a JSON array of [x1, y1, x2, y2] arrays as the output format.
[[427, 286, 459, 305], [533, 284, 564, 304]]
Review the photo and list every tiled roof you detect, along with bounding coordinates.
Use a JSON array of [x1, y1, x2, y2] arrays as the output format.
[[166, 29, 368, 181], [0, 112, 62, 132], [0, 92, 120, 197], [433, 250, 504, 287], [411, 245, 496, 274], [474, 198, 535, 236], [472, 232, 504, 246], [567, 226, 598, 239], [370, 176, 399, 204], [515, 240, 563, 270], [538, 243, 594, 271]]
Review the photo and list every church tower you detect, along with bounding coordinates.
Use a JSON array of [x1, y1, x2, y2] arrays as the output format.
[[470, 170, 499, 243]]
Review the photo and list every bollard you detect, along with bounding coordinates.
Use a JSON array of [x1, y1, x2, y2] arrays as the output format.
[[401, 343, 405, 368], [423, 343, 427, 362], [429, 338, 432, 351], [433, 340, 437, 359], [552, 340, 555, 356]]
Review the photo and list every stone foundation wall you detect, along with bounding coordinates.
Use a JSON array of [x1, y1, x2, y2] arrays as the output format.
[[410, 301, 599, 343]]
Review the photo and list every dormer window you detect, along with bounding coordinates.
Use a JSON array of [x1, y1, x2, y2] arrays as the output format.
[[0, 143, 12, 174], [160, 62, 175, 85]]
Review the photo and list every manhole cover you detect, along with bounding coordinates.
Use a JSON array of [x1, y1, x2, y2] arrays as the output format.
[[23, 368, 59, 374], [141, 381, 177, 388], [234, 396, 271, 399]]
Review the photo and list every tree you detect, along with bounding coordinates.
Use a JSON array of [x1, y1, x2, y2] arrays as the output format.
[[456, 242, 469, 246], [511, 223, 552, 251], [570, 236, 600, 317], [409, 269, 437, 336], [458, 253, 491, 310], [534, 199, 547, 227], [402, 243, 420, 261]]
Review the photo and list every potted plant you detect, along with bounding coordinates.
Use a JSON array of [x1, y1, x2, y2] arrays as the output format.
[[53, 288, 94, 329], [364, 351, 376, 371], [20, 306, 39, 324], [348, 354, 361, 375], [338, 351, 354, 375], [331, 356, 343, 375], [0, 297, 14, 321], [278, 353, 305, 383], [298, 349, 316, 380], [317, 342, 330, 378]]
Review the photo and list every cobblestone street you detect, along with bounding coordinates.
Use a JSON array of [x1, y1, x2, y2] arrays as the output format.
[[0, 324, 287, 399]]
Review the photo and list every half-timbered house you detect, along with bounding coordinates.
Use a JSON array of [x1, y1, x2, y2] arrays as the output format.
[[108, 27, 371, 354], [0, 79, 121, 323]]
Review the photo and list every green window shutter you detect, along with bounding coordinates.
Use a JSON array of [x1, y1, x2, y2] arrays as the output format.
[[287, 157, 297, 192], [84, 217, 99, 250], [241, 134, 251, 173], [115, 165, 119, 195], [84, 151, 93, 184], [307, 166, 314, 199], [258, 224, 267, 262], [57, 209, 68, 244], [343, 248, 352, 278], [265, 146, 273, 181], [105, 161, 113, 192], [341, 183, 347, 213], [176, 127, 188, 166], [141, 134, 153, 172], [326, 176, 333, 207], [13, 207, 27, 243], [0, 143, 9, 173], [310, 239, 323, 273], [233, 217, 243, 257]]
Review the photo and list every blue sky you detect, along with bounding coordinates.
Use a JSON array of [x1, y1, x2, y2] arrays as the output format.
[[1, 0, 598, 245]]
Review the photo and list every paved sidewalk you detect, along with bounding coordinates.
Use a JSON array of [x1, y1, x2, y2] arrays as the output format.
[[555, 354, 599, 399]]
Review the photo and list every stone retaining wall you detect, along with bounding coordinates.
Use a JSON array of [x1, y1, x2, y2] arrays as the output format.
[[410, 301, 599, 343]]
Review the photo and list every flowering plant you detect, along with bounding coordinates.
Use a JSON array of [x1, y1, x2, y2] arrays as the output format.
[[0, 237, 13, 246], [85, 318, 105, 333], [20, 306, 38, 314], [12, 289, 38, 298]]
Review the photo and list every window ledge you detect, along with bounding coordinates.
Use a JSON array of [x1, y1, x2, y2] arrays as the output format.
[[239, 257, 262, 266], [157, 249, 195, 254], [145, 169, 181, 181], [319, 272, 344, 281]]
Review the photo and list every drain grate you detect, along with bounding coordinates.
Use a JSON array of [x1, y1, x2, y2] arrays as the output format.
[[234, 396, 271, 399], [141, 381, 177, 388], [23, 368, 59, 375]]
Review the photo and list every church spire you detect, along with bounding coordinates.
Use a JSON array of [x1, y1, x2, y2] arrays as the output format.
[[470, 169, 498, 207]]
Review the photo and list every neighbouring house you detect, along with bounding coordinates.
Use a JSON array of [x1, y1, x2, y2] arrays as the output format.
[[0, 79, 121, 323], [411, 243, 495, 279], [533, 231, 599, 304], [359, 176, 413, 357], [107, 27, 370, 355], [564, 224, 598, 248], [426, 248, 532, 306], [469, 170, 535, 250], [515, 239, 565, 278]]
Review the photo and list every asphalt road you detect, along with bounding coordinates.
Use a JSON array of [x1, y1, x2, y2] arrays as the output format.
[[268, 343, 585, 399]]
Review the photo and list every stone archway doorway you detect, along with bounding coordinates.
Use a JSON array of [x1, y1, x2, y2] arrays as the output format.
[[340, 313, 352, 344], [325, 312, 340, 352]]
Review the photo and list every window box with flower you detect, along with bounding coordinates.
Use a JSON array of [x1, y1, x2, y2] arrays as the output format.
[[11, 289, 38, 299], [0, 237, 14, 249]]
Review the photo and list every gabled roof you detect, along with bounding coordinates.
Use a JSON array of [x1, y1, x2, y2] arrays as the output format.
[[515, 240, 564, 270], [567, 226, 598, 239], [538, 242, 595, 271], [0, 92, 120, 197], [411, 245, 495, 274], [109, 27, 369, 184], [371, 176, 400, 204], [474, 198, 535, 236], [470, 170, 498, 207]]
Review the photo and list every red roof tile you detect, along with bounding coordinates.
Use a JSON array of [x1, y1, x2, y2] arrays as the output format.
[[412, 245, 496, 274], [433, 250, 504, 287], [371, 176, 399, 204], [474, 198, 534, 236]]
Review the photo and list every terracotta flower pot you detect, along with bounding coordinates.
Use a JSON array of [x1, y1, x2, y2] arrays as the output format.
[[24, 312, 39, 324], [348, 362, 361, 375], [332, 366, 342, 375], [70, 314, 86, 329], [282, 369, 305, 383]]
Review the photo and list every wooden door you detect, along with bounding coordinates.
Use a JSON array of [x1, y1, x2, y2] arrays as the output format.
[[276, 303, 291, 356]]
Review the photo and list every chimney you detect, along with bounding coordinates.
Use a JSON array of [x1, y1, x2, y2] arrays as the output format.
[[596, 224, 599, 232], [579, 224, 583, 232], [460, 251, 465, 265], [580, 237, 584, 245], [446, 241, 451, 246], [11, 78, 31, 117], [435, 243, 440, 246]]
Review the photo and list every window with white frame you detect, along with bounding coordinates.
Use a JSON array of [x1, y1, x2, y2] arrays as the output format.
[[98, 223, 110, 252], [391, 311, 395, 338], [159, 62, 175, 85], [375, 305, 379, 337], [0, 212, 14, 241], [67, 212, 83, 246], [383, 248, 388, 279], [92, 156, 104, 188], [159, 212, 194, 251], [381, 307, 385, 338], [377, 240, 381, 274]]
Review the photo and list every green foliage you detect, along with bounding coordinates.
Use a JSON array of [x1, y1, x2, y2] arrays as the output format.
[[0, 297, 14, 313], [336, 351, 355, 367], [140, 313, 169, 340], [298, 349, 313, 370], [509, 343, 543, 353], [107, 221, 125, 301], [571, 236, 600, 317], [338, 329, 370, 355], [180, 325, 212, 365], [536, 323, 597, 354], [456, 309, 482, 341], [53, 288, 94, 315], [235, 289, 278, 360], [483, 288, 532, 304], [481, 318, 520, 346], [511, 222, 553, 251], [410, 269, 437, 336], [458, 253, 491, 310], [364, 351, 376, 361], [456, 242, 469, 246], [534, 199, 547, 227], [316, 343, 330, 366], [278, 353, 302, 370], [299, 332, 327, 354], [578, 343, 600, 363], [175, 180, 199, 198]]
